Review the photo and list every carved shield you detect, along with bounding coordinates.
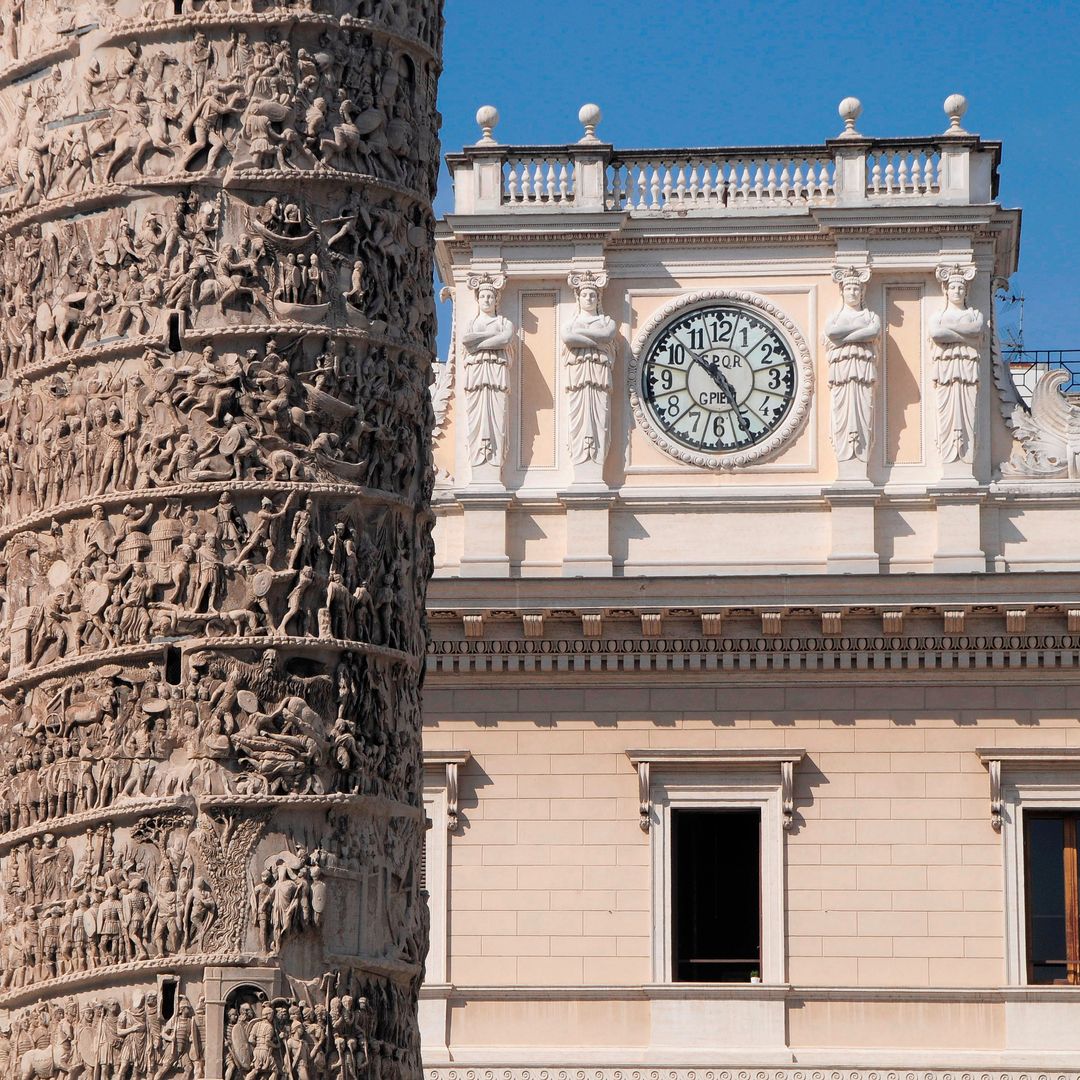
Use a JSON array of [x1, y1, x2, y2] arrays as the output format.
[[84, 582, 111, 616], [35, 301, 53, 333], [47, 560, 71, 589], [25, 393, 44, 424], [152, 369, 178, 393], [252, 570, 275, 598], [140, 698, 169, 715], [237, 690, 260, 713], [218, 425, 245, 456]]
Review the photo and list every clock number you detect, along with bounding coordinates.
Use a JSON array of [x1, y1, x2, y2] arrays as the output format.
[[690, 326, 704, 351], [717, 318, 734, 343], [666, 394, 682, 419], [659, 368, 673, 391], [709, 321, 723, 344], [687, 409, 702, 434], [768, 367, 782, 390], [739, 326, 749, 348], [712, 414, 726, 439], [669, 344, 686, 366], [760, 342, 774, 361]]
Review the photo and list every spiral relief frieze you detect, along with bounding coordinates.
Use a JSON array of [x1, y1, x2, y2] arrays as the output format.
[[0, 0, 443, 1076]]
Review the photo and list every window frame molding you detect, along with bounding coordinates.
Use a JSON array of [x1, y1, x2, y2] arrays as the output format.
[[627, 748, 804, 986], [977, 747, 1080, 986], [422, 749, 472, 986]]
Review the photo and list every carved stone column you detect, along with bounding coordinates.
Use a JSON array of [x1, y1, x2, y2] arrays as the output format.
[[0, 1, 442, 1076]]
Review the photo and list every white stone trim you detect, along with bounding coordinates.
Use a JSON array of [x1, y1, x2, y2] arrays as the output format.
[[628, 749, 804, 985], [422, 751, 470, 985], [627, 289, 815, 470], [976, 748, 1080, 985]]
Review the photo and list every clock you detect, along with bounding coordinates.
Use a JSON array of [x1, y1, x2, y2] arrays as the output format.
[[629, 290, 814, 469]]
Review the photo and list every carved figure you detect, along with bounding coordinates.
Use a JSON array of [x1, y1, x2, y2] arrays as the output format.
[[930, 264, 984, 465], [824, 266, 880, 464], [461, 273, 514, 468], [562, 270, 617, 467]]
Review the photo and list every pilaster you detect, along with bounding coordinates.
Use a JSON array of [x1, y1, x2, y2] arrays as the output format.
[[560, 491, 616, 577], [932, 489, 987, 572], [459, 491, 513, 577], [825, 487, 881, 574]]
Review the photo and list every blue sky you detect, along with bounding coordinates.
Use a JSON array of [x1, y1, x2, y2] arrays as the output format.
[[433, 0, 1080, 356]]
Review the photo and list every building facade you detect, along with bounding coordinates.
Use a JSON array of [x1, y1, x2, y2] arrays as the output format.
[[419, 98, 1080, 1074]]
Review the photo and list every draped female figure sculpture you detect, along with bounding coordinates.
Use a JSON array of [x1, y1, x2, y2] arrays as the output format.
[[930, 264, 984, 465], [562, 270, 617, 469], [823, 266, 880, 467], [462, 273, 514, 469]]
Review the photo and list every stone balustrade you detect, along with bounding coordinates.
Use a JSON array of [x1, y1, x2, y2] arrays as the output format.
[[446, 95, 1000, 214]]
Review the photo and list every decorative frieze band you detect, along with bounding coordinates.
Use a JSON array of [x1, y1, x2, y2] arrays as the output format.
[[427, 632, 1080, 675]]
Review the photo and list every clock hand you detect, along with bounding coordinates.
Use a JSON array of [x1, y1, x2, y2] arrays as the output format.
[[674, 335, 752, 434]]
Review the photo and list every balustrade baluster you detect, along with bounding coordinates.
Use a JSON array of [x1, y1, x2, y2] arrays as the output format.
[[898, 155, 909, 194], [871, 155, 882, 194], [780, 162, 791, 201], [660, 163, 673, 206], [637, 165, 648, 211], [689, 165, 700, 201], [558, 163, 570, 201], [884, 157, 895, 195], [766, 162, 778, 200], [911, 155, 923, 193], [650, 163, 661, 210], [675, 166, 687, 201], [792, 161, 805, 200], [507, 160, 520, 201]]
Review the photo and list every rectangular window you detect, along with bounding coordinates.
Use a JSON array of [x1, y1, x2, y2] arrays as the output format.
[[1026, 811, 1080, 984], [672, 808, 761, 982]]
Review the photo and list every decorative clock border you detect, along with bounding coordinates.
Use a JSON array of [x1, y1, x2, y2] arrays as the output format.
[[628, 289, 815, 470]]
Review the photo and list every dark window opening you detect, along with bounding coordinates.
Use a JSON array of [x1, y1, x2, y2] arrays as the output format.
[[165, 646, 182, 685], [1026, 811, 1080, 984], [159, 976, 179, 1020], [672, 808, 761, 983], [173, 0, 183, 13], [168, 311, 183, 353], [285, 657, 326, 678]]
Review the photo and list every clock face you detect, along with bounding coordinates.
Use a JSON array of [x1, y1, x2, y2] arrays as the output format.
[[639, 303, 798, 455]]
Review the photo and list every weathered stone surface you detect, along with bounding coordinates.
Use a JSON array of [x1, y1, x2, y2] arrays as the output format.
[[0, 0, 443, 1076]]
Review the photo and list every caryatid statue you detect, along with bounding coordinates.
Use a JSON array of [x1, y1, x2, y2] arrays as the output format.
[[930, 264, 984, 465], [462, 272, 515, 469], [562, 270, 618, 469], [823, 266, 880, 467], [0, 0, 443, 1075]]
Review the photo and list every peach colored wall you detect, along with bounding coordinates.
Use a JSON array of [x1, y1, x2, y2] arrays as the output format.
[[422, 677, 1080, 989]]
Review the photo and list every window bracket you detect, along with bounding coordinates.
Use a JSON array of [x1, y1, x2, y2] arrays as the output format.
[[422, 750, 472, 831], [627, 749, 805, 833], [977, 747, 1080, 832]]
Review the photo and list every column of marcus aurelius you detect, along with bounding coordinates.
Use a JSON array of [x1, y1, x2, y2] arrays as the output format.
[[0, 0, 443, 1074]]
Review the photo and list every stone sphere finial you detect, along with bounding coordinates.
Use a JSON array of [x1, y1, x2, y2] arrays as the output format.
[[943, 93, 969, 135], [475, 105, 499, 146], [578, 103, 602, 144], [836, 96, 863, 139]]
